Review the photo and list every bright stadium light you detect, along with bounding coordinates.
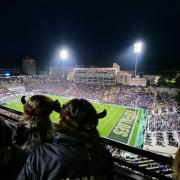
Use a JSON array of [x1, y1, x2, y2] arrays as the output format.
[[134, 42, 142, 54], [134, 42, 143, 76], [59, 49, 68, 77], [59, 49, 68, 60]]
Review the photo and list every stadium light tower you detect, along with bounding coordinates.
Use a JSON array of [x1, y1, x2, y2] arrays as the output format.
[[59, 49, 68, 77], [134, 42, 142, 77]]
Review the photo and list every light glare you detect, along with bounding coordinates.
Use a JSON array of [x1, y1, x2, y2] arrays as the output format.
[[134, 42, 142, 53], [5, 73, 10, 76], [60, 49, 68, 60]]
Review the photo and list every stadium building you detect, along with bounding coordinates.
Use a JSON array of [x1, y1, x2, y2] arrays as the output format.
[[49, 66, 73, 76], [22, 57, 36, 75], [67, 63, 147, 86], [67, 67, 117, 86]]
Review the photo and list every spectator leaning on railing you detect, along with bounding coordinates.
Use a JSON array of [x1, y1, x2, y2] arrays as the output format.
[[9, 95, 61, 179], [17, 98, 113, 180], [14, 95, 61, 153]]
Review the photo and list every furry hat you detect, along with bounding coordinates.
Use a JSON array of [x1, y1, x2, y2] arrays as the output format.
[[21, 95, 61, 116], [60, 98, 106, 131]]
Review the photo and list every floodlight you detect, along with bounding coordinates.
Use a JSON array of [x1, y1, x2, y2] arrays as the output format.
[[60, 49, 68, 60], [134, 42, 142, 53], [133, 41, 143, 76]]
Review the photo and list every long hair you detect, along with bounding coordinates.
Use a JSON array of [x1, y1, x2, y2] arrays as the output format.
[[21, 95, 61, 150], [173, 148, 180, 180], [58, 98, 112, 177]]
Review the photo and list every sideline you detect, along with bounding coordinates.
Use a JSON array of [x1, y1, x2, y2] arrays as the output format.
[[106, 108, 127, 137], [127, 109, 139, 145]]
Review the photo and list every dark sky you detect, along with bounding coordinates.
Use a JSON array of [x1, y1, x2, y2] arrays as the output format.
[[0, 0, 180, 71]]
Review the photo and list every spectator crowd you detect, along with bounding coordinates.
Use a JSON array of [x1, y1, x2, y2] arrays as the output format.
[[0, 75, 179, 149], [0, 75, 179, 179]]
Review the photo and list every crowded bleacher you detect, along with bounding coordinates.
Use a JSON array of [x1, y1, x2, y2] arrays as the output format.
[[0, 75, 179, 150], [0, 75, 179, 179]]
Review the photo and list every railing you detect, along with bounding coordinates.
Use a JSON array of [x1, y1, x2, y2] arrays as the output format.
[[103, 138, 173, 180], [0, 105, 23, 116]]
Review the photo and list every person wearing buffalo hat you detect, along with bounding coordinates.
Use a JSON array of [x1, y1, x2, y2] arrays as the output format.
[[17, 98, 113, 180], [9, 95, 61, 179], [13, 95, 61, 153]]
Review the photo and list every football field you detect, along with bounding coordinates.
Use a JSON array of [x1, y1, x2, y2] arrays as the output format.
[[2, 94, 144, 146]]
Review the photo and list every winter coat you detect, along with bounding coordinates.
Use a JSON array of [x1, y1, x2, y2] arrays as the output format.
[[17, 130, 113, 180]]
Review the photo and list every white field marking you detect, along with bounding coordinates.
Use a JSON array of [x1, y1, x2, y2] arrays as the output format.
[[14, 94, 131, 110], [49, 95, 123, 111], [88, 99, 132, 109], [92, 102, 126, 133], [106, 108, 127, 137], [99, 106, 123, 132], [98, 106, 118, 132], [127, 109, 140, 145]]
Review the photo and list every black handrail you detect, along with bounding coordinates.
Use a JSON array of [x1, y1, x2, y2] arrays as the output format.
[[113, 157, 172, 180], [0, 105, 23, 116], [102, 137, 173, 166]]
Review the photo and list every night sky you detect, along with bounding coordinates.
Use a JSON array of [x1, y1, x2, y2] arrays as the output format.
[[0, 0, 180, 72]]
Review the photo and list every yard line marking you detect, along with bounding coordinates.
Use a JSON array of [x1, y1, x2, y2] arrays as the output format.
[[107, 108, 127, 137], [127, 109, 139, 145], [98, 106, 117, 132]]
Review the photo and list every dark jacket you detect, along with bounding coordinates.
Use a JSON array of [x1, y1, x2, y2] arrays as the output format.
[[17, 130, 112, 180], [11, 125, 50, 179]]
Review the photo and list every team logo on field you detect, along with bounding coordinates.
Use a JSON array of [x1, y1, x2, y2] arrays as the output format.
[[108, 108, 137, 143]]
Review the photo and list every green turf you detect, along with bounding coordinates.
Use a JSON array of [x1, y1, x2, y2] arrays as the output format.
[[128, 109, 143, 146], [2, 94, 144, 146]]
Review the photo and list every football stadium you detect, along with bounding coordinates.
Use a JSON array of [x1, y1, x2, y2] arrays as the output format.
[[0, 69, 179, 179], [0, 1, 180, 178]]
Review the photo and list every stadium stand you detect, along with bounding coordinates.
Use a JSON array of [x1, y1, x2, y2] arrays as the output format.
[[0, 76, 179, 179], [0, 76, 179, 150]]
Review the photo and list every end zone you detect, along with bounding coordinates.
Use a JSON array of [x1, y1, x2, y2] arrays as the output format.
[[107, 108, 138, 144]]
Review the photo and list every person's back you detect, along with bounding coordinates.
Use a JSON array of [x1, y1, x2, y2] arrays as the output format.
[[12, 95, 61, 179], [17, 98, 113, 180], [14, 95, 60, 153]]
